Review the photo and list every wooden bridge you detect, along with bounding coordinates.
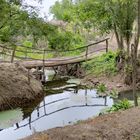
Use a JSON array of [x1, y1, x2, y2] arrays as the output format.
[[0, 38, 110, 69]]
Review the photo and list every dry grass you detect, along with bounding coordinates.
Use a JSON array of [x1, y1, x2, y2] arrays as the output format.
[[23, 132, 49, 140]]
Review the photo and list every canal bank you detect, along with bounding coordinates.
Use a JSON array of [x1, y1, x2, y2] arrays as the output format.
[[0, 63, 43, 111]]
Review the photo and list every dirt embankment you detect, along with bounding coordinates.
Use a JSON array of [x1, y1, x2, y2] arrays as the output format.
[[24, 106, 140, 140], [82, 73, 132, 93], [0, 63, 43, 111], [23, 72, 140, 140]]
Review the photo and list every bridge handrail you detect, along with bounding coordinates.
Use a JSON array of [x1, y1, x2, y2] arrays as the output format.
[[0, 37, 109, 64], [0, 47, 106, 62], [0, 37, 109, 54]]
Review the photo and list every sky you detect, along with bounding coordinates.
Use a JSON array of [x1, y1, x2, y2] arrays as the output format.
[[24, 0, 60, 20]]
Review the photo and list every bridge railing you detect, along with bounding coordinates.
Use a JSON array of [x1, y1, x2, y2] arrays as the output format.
[[0, 37, 110, 63]]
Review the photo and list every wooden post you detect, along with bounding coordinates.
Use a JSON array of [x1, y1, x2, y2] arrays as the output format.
[[53, 66, 57, 74], [85, 45, 89, 60], [42, 49, 46, 82], [11, 46, 16, 63], [2, 48, 5, 60], [43, 98, 47, 115], [28, 69, 30, 85], [37, 106, 40, 117], [25, 48, 28, 59], [29, 115, 31, 130], [104, 96, 107, 106], [16, 123, 19, 129], [85, 88, 88, 106], [106, 39, 109, 53]]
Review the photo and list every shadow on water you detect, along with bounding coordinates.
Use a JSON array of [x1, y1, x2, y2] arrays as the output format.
[[118, 90, 140, 101], [0, 70, 138, 140]]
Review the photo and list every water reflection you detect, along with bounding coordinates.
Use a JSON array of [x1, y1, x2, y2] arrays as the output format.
[[0, 70, 113, 139], [15, 89, 111, 130], [118, 90, 140, 101], [0, 88, 113, 140]]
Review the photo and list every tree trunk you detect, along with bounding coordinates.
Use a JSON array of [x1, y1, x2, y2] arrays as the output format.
[[114, 24, 121, 49], [114, 27, 126, 71], [131, 44, 138, 106], [131, 0, 140, 107]]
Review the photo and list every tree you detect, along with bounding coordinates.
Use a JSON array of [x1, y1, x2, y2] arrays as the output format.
[[47, 30, 85, 51], [51, 0, 140, 106], [77, 0, 136, 54], [0, 0, 53, 48], [51, 0, 137, 57], [50, 0, 75, 22], [131, 0, 140, 106]]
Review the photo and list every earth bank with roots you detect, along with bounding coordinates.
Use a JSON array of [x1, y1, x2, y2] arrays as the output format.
[[0, 63, 43, 111]]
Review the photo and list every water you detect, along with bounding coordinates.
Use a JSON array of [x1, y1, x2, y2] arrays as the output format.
[[0, 70, 121, 140]]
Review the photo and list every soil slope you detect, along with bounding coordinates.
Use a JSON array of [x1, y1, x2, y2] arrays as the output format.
[[25, 107, 140, 140], [0, 63, 43, 110]]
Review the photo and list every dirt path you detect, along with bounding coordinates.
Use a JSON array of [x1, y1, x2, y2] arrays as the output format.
[[24, 106, 140, 140]]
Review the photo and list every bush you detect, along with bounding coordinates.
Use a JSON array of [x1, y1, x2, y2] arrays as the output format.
[[97, 83, 107, 93], [108, 99, 132, 113], [109, 89, 118, 98], [48, 31, 85, 53], [82, 51, 117, 76]]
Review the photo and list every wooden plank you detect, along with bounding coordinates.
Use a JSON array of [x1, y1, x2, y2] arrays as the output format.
[[17, 47, 106, 69], [19, 54, 96, 69]]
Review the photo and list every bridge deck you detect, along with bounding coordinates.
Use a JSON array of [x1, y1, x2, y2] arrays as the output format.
[[19, 52, 102, 69]]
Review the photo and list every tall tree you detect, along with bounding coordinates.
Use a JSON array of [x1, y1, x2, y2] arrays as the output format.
[[131, 0, 140, 106]]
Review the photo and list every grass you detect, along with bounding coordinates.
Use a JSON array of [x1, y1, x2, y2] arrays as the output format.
[[25, 132, 49, 140], [15, 51, 53, 60], [15, 46, 84, 60], [82, 51, 118, 76]]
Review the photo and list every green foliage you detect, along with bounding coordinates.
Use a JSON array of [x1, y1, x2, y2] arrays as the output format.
[[50, 0, 76, 22], [75, 0, 136, 35], [0, 0, 54, 47], [97, 83, 107, 93], [51, 0, 137, 53], [109, 89, 118, 98], [23, 41, 33, 48], [108, 99, 132, 113], [124, 65, 133, 74], [47, 30, 85, 52], [82, 52, 117, 76]]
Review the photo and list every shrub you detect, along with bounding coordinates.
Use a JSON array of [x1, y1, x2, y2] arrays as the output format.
[[48, 31, 85, 52], [109, 89, 118, 98], [97, 83, 107, 93], [82, 51, 117, 76], [108, 99, 132, 113]]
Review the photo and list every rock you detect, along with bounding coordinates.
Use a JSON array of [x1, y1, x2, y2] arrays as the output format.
[[116, 83, 123, 88], [91, 79, 100, 86], [137, 83, 140, 89], [30, 68, 37, 74]]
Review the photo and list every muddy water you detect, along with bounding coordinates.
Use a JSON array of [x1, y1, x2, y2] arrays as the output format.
[[0, 70, 115, 140]]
